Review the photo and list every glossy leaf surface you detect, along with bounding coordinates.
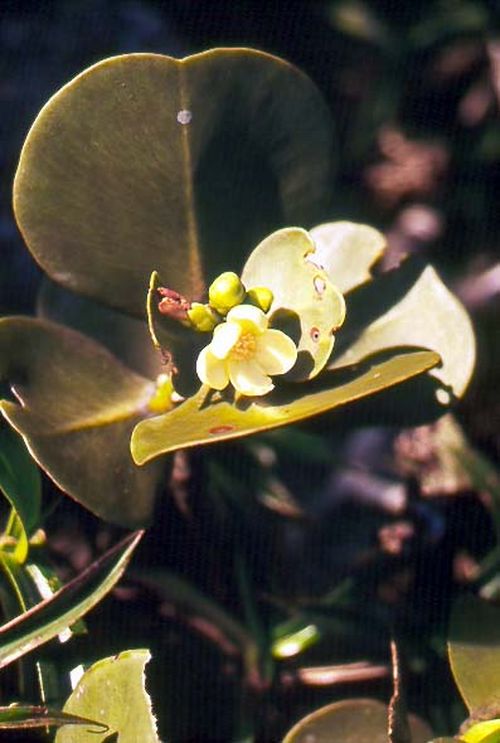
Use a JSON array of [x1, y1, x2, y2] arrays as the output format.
[[330, 264, 476, 398], [0, 317, 164, 527], [241, 227, 346, 380], [282, 698, 432, 743], [131, 349, 439, 464], [55, 649, 159, 743], [310, 221, 386, 294], [14, 50, 334, 317], [448, 595, 500, 714], [0, 531, 142, 668]]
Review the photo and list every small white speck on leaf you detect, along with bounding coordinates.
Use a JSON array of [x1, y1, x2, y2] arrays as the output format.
[[177, 109, 192, 125]]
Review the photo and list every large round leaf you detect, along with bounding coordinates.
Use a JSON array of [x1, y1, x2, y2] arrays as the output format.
[[37, 278, 163, 379], [131, 349, 440, 464], [282, 698, 432, 743], [14, 49, 334, 317], [0, 317, 165, 527]]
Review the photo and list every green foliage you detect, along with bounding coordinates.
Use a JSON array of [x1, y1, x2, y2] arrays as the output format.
[[13, 50, 333, 317], [448, 596, 500, 717], [0, 318, 164, 527], [0, 531, 142, 668], [0, 706, 108, 733], [0, 51, 475, 526], [56, 649, 159, 743], [0, 424, 41, 563], [241, 227, 346, 380], [131, 350, 439, 463], [0, 29, 489, 741], [282, 698, 432, 742]]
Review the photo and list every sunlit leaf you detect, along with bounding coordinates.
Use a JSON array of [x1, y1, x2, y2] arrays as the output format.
[[0, 531, 142, 668], [448, 595, 500, 715], [14, 50, 334, 317], [241, 227, 346, 380], [309, 221, 386, 294], [0, 705, 107, 732], [462, 719, 500, 743], [330, 264, 476, 399], [55, 649, 159, 743], [282, 698, 432, 743], [0, 317, 165, 527], [131, 349, 439, 464]]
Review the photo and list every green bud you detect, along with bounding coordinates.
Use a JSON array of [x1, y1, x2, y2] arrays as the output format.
[[187, 302, 219, 332], [246, 286, 274, 313], [208, 271, 246, 315]]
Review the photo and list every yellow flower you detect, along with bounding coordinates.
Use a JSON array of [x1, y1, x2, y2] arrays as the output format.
[[196, 304, 297, 396]]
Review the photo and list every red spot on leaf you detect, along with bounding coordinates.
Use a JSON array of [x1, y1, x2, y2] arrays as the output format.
[[209, 425, 236, 435]]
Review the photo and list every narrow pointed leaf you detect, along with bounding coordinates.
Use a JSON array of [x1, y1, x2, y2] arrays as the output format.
[[0, 706, 107, 732], [14, 50, 334, 317], [0, 531, 142, 668], [282, 698, 432, 743], [330, 265, 476, 399], [309, 221, 387, 294], [55, 649, 159, 743], [131, 350, 440, 464], [0, 317, 164, 527], [448, 595, 500, 715], [0, 424, 41, 562]]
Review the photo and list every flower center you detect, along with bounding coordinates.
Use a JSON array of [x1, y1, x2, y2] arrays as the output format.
[[230, 331, 257, 361]]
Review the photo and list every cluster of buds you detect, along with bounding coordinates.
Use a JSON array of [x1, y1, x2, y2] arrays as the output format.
[[157, 272, 298, 397], [158, 271, 274, 333]]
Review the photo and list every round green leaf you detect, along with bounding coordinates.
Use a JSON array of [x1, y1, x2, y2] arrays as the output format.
[[0, 317, 164, 527], [241, 227, 346, 380], [14, 50, 334, 317], [55, 649, 159, 743], [449, 595, 500, 715], [282, 698, 432, 743], [131, 349, 440, 464], [309, 221, 387, 294], [37, 278, 163, 380]]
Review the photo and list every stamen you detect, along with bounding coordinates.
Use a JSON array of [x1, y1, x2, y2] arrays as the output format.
[[230, 332, 257, 361]]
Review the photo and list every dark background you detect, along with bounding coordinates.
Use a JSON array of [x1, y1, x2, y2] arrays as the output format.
[[1, 2, 500, 741]]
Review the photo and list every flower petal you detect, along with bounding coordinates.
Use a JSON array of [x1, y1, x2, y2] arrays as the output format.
[[228, 359, 274, 397], [226, 304, 268, 333], [210, 321, 241, 359], [196, 347, 229, 390], [255, 329, 298, 375]]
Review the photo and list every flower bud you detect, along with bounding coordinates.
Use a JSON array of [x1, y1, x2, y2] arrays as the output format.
[[246, 286, 274, 313], [208, 271, 246, 315], [187, 302, 219, 332]]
